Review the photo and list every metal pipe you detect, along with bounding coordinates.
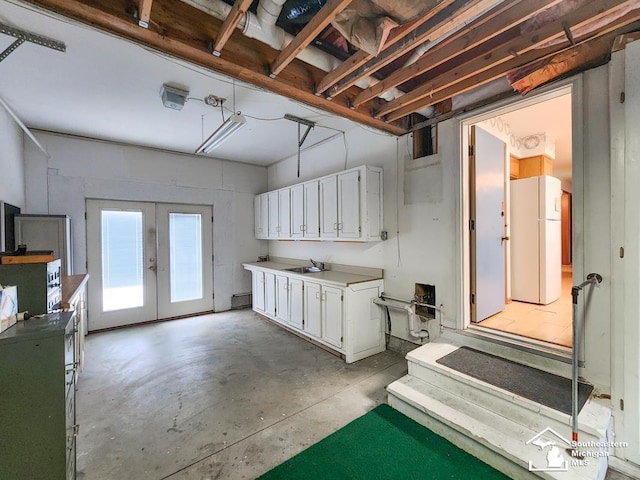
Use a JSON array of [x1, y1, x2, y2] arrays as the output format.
[[0, 95, 50, 158], [570, 273, 602, 443]]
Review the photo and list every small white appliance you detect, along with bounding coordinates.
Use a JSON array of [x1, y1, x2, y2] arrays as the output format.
[[510, 175, 562, 304]]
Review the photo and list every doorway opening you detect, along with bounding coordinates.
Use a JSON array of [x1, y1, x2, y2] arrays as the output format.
[[467, 91, 573, 348]]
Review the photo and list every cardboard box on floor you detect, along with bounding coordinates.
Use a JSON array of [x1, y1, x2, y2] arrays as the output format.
[[0, 285, 18, 333]]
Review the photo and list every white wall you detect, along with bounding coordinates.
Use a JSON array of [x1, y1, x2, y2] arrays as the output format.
[[23, 131, 268, 311], [268, 124, 460, 342], [0, 105, 25, 208], [266, 67, 615, 391]]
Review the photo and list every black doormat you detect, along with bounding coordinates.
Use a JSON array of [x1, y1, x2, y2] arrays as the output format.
[[436, 347, 593, 415]]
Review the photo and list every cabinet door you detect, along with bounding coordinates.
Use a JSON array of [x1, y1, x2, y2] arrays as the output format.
[[303, 281, 322, 337], [322, 285, 343, 348], [275, 275, 289, 323], [252, 270, 265, 312], [268, 192, 279, 238], [278, 189, 291, 238], [337, 170, 361, 238], [254, 196, 262, 238], [304, 181, 320, 238], [319, 176, 338, 238], [258, 194, 269, 239], [290, 184, 304, 238], [288, 277, 304, 329], [264, 272, 276, 317]]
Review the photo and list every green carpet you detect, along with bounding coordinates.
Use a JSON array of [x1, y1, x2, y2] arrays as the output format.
[[258, 404, 510, 479]]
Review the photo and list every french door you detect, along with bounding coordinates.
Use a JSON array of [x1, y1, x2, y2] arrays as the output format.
[[87, 200, 213, 331]]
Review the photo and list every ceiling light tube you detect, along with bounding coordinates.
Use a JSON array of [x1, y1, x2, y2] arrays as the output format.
[[195, 113, 247, 153]]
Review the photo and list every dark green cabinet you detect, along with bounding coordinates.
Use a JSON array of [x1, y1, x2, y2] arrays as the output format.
[[0, 312, 77, 479]]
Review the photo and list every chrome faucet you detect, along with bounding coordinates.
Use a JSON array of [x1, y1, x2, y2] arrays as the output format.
[[310, 259, 325, 270]]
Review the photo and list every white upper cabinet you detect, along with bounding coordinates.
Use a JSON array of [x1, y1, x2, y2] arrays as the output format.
[[255, 194, 269, 239], [278, 189, 291, 238], [290, 184, 304, 238], [337, 170, 360, 238], [303, 181, 320, 238], [254, 165, 382, 242], [319, 176, 338, 238]]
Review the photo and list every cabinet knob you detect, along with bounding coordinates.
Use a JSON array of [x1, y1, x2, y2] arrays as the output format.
[[333, 223, 337, 231]]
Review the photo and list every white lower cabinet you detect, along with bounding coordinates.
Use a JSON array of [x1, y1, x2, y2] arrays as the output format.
[[288, 277, 304, 329], [252, 270, 265, 312], [245, 265, 384, 363], [264, 272, 276, 317], [303, 281, 323, 338], [275, 275, 289, 323]]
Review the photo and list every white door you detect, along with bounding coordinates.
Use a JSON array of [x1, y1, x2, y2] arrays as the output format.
[[337, 171, 360, 238], [303, 281, 322, 337], [155, 204, 213, 318], [319, 176, 338, 238], [303, 181, 320, 238], [290, 184, 304, 238], [275, 274, 289, 323], [288, 277, 304, 329], [87, 200, 213, 331], [322, 285, 343, 348], [470, 126, 507, 322]]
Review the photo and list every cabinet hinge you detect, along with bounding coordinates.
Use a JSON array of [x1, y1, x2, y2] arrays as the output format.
[[620, 398, 624, 411], [471, 293, 475, 305], [358, 175, 361, 182], [469, 219, 475, 231], [620, 91, 625, 104], [468, 145, 474, 156], [358, 226, 361, 233], [620, 247, 625, 258], [341, 295, 344, 301], [84, 211, 87, 220], [341, 336, 343, 343]]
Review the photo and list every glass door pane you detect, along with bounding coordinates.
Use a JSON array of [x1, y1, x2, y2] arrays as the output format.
[[101, 210, 145, 311], [169, 213, 203, 303]]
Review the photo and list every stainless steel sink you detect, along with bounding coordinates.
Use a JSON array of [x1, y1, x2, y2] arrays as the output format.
[[284, 266, 323, 274]]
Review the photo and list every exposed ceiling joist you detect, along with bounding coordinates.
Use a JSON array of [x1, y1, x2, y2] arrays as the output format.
[[326, 0, 499, 99], [137, 0, 153, 28], [377, 0, 638, 119], [314, 0, 463, 95], [352, 0, 563, 107], [212, 0, 253, 56], [269, 0, 353, 78], [384, 15, 640, 122]]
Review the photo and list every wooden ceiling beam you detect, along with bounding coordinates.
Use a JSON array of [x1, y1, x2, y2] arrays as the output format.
[[137, 0, 153, 28], [326, 0, 500, 99], [384, 16, 640, 122], [269, 0, 353, 78], [314, 0, 462, 95], [352, 0, 563, 108], [21, 0, 407, 135], [212, 0, 253, 56], [377, 0, 637, 119]]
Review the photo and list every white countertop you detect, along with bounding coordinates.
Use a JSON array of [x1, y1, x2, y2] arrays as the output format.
[[243, 261, 383, 287]]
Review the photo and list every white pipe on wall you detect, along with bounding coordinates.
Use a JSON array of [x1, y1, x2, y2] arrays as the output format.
[[373, 297, 430, 340]]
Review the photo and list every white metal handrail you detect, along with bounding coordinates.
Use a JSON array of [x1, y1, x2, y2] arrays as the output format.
[[571, 273, 603, 443]]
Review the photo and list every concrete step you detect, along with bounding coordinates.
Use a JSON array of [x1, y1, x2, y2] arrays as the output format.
[[386, 343, 612, 480], [405, 343, 611, 443]]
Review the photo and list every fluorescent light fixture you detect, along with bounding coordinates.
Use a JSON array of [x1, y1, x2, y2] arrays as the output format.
[[195, 113, 247, 154]]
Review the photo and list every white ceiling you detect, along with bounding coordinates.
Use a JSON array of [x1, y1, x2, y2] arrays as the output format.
[[499, 94, 573, 183], [0, 1, 364, 167]]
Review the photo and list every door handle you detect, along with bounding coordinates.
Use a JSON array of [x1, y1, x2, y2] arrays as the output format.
[[501, 236, 510, 243], [148, 265, 157, 272]]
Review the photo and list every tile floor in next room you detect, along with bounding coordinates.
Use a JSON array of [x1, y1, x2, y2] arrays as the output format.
[[478, 269, 573, 347]]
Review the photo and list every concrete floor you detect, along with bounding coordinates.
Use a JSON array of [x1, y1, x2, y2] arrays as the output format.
[[75, 310, 407, 480]]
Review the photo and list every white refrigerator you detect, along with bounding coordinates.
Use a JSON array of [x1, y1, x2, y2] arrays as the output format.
[[510, 175, 562, 305]]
